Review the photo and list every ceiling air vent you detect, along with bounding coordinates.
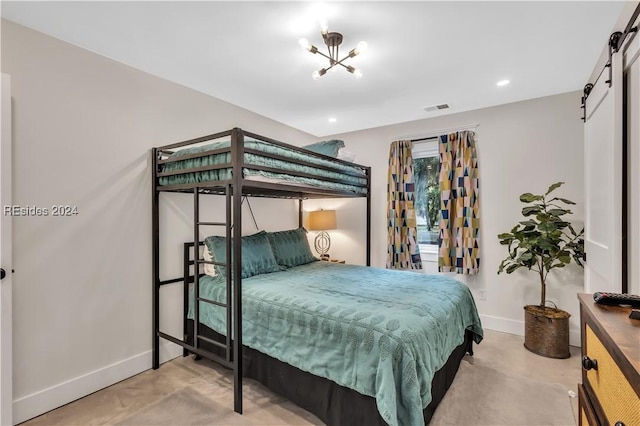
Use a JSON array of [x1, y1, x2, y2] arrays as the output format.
[[424, 104, 450, 112]]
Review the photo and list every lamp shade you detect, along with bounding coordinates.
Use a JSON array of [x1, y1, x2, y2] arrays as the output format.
[[307, 210, 337, 231]]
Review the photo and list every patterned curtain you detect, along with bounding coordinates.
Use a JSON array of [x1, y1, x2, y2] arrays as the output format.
[[438, 131, 480, 274], [387, 140, 422, 270]]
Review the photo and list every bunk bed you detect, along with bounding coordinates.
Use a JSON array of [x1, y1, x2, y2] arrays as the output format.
[[152, 128, 483, 426]]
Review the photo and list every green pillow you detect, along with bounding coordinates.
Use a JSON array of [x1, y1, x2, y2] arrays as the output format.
[[266, 228, 318, 267], [301, 140, 345, 158], [204, 231, 282, 278]]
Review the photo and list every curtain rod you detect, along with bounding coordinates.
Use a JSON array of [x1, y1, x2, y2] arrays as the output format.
[[398, 123, 480, 142], [411, 136, 438, 143]]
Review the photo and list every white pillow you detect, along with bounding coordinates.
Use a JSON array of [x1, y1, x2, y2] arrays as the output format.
[[337, 147, 356, 162], [203, 245, 217, 277]]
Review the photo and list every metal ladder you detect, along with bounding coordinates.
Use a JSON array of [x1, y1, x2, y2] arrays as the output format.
[[190, 184, 234, 366]]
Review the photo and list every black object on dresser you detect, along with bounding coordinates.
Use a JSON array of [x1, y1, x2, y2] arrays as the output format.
[[577, 293, 640, 426], [593, 291, 640, 308]]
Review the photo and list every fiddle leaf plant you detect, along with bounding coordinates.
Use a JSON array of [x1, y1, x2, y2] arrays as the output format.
[[497, 182, 585, 307]]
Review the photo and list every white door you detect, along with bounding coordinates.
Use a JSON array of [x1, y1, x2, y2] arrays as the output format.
[[584, 51, 623, 294], [0, 73, 13, 426], [624, 29, 640, 295]]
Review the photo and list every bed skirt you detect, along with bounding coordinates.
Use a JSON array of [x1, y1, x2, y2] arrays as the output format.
[[186, 320, 473, 425]]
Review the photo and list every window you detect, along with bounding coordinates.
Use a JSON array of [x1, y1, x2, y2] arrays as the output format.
[[413, 140, 439, 248]]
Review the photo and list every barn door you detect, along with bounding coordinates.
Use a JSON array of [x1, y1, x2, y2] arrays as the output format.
[[584, 44, 623, 294], [624, 23, 640, 295]]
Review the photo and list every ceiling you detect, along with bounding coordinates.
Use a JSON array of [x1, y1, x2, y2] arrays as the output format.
[[1, 1, 626, 137]]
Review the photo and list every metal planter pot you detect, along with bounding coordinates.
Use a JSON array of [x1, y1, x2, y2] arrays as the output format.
[[523, 305, 571, 359]]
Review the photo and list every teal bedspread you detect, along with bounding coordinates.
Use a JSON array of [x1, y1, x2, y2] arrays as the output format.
[[159, 140, 367, 194], [189, 262, 483, 426]]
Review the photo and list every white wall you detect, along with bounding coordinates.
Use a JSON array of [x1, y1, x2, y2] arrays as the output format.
[[1, 20, 316, 423], [306, 92, 585, 346]]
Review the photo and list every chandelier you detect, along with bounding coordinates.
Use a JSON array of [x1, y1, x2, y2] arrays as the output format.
[[298, 20, 367, 80]]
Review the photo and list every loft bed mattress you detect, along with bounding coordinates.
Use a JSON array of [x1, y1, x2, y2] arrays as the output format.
[[159, 140, 368, 194], [189, 261, 483, 426]]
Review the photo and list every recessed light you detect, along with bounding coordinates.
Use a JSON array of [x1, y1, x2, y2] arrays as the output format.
[[328, 117, 337, 123], [497, 80, 510, 87]]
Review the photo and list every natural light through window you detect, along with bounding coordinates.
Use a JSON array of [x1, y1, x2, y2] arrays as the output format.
[[413, 140, 439, 249]]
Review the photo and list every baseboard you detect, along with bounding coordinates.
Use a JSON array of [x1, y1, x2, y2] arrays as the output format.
[[480, 314, 581, 348], [12, 341, 183, 425]]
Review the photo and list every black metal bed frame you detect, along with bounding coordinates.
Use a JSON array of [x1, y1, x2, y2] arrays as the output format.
[[151, 127, 371, 415]]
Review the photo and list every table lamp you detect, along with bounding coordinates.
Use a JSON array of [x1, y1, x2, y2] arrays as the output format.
[[307, 209, 337, 260]]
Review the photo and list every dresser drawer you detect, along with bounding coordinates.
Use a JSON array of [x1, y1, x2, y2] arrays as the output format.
[[584, 324, 640, 426], [578, 384, 599, 426]]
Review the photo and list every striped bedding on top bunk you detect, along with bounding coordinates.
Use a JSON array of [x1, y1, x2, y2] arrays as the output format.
[[188, 261, 483, 426], [158, 140, 368, 194]]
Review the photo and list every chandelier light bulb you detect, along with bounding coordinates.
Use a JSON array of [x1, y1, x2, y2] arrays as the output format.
[[320, 19, 329, 34], [299, 38, 310, 50], [312, 68, 328, 80], [312, 68, 327, 80], [354, 69, 363, 79], [357, 41, 368, 54]]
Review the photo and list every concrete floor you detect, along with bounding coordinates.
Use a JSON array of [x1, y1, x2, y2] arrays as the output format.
[[22, 329, 581, 425]]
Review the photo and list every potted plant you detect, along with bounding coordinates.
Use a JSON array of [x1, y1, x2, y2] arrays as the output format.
[[497, 182, 584, 358]]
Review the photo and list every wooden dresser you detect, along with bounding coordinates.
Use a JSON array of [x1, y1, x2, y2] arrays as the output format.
[[578, 293, 640, 426]]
